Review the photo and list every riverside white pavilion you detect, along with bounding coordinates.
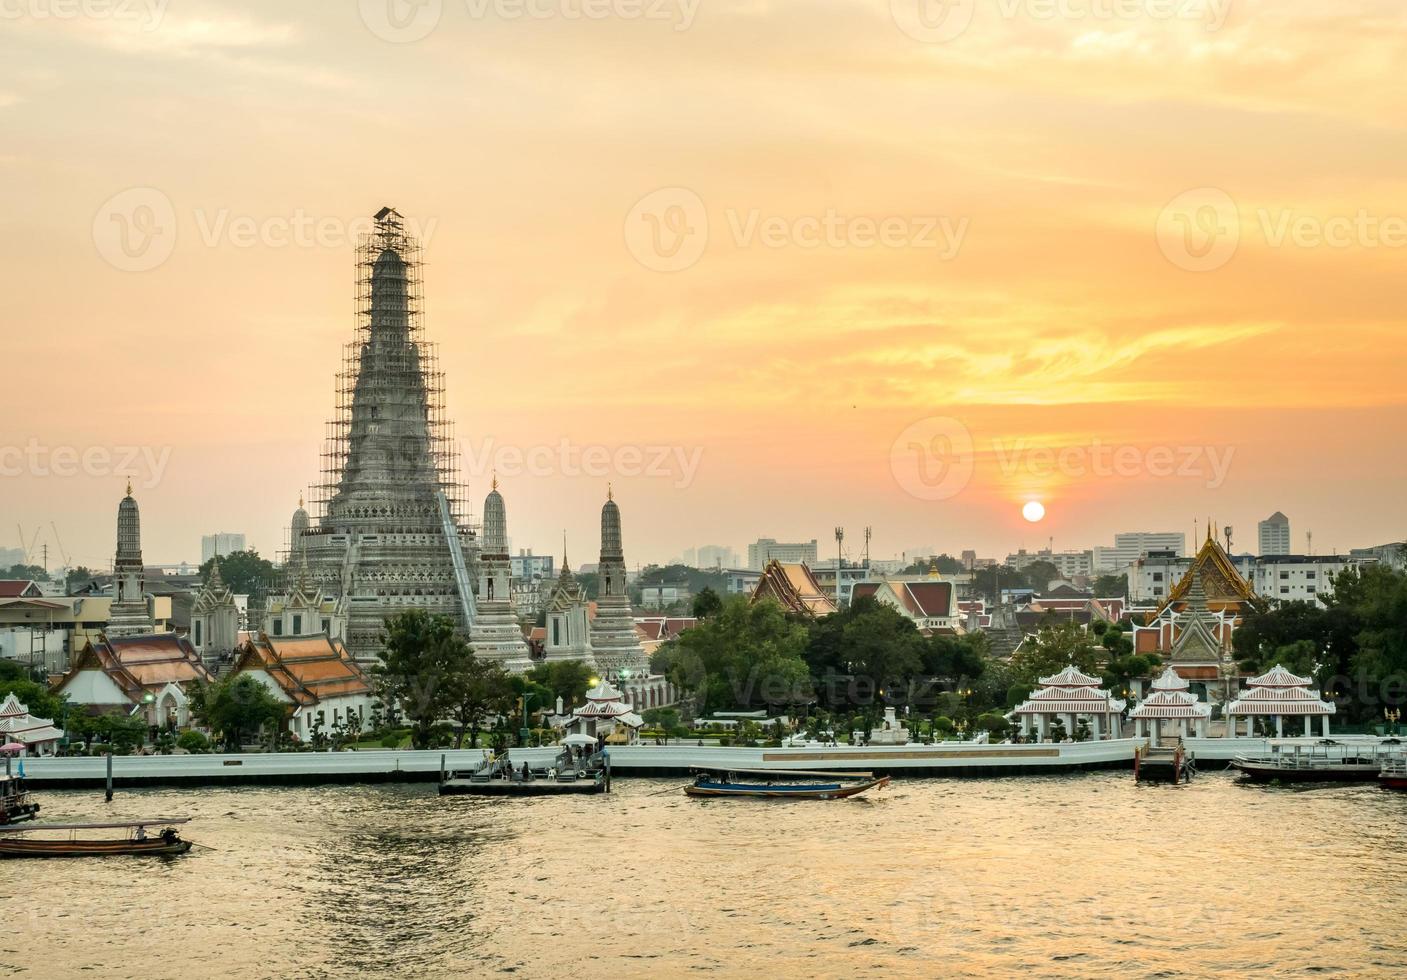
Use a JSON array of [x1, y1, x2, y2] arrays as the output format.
[[1008, 665, 1126, 741], [1128, 667, 1211, 745], [1225, 664, 1336, 737], [557, 680, 644, 744], [0, 693, 64, 757]]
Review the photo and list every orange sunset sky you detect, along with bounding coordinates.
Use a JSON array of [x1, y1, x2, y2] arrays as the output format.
[[2, 0, 1405, 570]]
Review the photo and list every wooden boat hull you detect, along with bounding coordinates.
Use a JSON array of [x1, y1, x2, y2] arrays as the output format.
[[0, 837, 192, 858], [1378, 774, 1407, 791], [440, 777, 605, 796], [0, 802, 39, 824], [685, 775, 890, 799]]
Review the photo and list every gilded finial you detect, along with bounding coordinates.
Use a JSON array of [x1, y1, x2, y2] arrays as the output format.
[[492, 471, 498, 491], [298, 492, 304, 509], [125, 478, 132, 497], [608, 482, 613, 502]]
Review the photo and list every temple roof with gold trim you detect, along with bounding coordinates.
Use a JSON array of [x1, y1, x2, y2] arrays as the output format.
[[751, 560, 837, 617], [1152, 527, 1260, 618]]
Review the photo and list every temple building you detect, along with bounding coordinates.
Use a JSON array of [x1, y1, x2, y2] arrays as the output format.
[[1128, 667, 1211, 745], [588, 489, 649, 679], [1132, 528, 1260, 705], [298, 207, 479, 662], [751, 560, 838, 617], [469, 479, 530, 669], [264, 558, 348, 641], [541, 555, 595, 666], [0, 692, 64, 756], [189, 557, 241, 662], [232, 633, 376, 743], [1008, 664, 1126, 741], [54, 633, 213, 728], [1225, 664, 1335, 737], [851, 578, 961, 635], [106, 482, 156, 638]]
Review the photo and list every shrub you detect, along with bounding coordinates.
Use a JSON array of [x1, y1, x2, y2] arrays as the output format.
[[89, 743, 112, 756], [933, 716, 955, 735], [380, 733, 401, 748], [176, 730, 211, 754]]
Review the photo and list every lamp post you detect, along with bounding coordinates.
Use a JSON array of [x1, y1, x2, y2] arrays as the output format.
[[520, 693, 539, 747], [1387, 707, 1401, 737], [834, 526, 845, 605]]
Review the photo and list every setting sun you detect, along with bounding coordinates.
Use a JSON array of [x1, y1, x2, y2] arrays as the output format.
[[1022, 501, 1047, 523]]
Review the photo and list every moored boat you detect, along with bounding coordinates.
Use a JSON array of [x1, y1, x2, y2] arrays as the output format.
[[439, 749, 610, 797], [0, 774, 39, 825], [1379, 757, 1407, 791], [1232, 738, 1404, 783], [684, 768, 890, 800], [0, 818, 193, 858]]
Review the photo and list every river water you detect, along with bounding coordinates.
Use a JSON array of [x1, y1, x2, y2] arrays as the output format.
[[5, 772, 1405, 979]]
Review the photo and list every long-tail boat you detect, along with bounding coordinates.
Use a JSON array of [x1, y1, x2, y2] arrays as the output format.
[[0, 818, 193, 858], [684, 768, 889, 799]]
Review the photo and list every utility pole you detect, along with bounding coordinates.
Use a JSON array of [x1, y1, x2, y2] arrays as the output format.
[[834, 526, 844, 604], [863, 526, 871, 571]]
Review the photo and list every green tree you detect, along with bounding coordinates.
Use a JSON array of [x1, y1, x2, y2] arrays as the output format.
[[672, 595, 811, 713], [64, 566, 98, 592], [1092, 574, 1129, 598], [445, 655, 516, 748], [370, 610, 475, 749], [0, 671, 67, 723], [1009, 621, 1101, 685], [641, 706, 687, 744], [189, 674, 286, 750], [525, 660, 595, 708], [200, 549, 277, 603], [691, 586, 723, 620], [2, 563, 49, 582]]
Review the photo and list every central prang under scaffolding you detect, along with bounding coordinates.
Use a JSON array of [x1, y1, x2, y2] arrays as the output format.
[[295, 207, 486, 663]]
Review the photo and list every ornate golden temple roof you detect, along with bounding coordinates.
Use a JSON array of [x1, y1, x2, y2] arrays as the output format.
[[750, 560, 837, 617], [1153, 525, 1260, 618]]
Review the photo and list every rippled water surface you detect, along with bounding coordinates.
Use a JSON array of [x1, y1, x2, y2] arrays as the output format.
[[6, 773, 1406, 978]]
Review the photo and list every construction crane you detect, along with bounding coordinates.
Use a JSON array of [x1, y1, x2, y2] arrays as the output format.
[[49, 522, 73, 569], [15, 525, 42, 567]]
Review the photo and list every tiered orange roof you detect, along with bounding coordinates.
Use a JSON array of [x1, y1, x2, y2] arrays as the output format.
[[56, 633, 212, 706], [750, 560, 837, 617], [234, 633, 372, 707]]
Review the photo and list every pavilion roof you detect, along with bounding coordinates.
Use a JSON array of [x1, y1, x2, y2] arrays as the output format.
[[1245, 663, 1313, 688], [0, 693, 61, 743], [1129, 689, 1210, 719], [1010, 683, 1125, 715], [56, 633, 211, 705], [1149, 666, 1190, 692], [1151, 529, 1260, 618], [1038, 664, 1103, 688], [1226, 685, 1335, 716]]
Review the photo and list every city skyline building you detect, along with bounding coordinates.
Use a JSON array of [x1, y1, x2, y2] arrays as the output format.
[[1259, 512, 1292, 555]]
